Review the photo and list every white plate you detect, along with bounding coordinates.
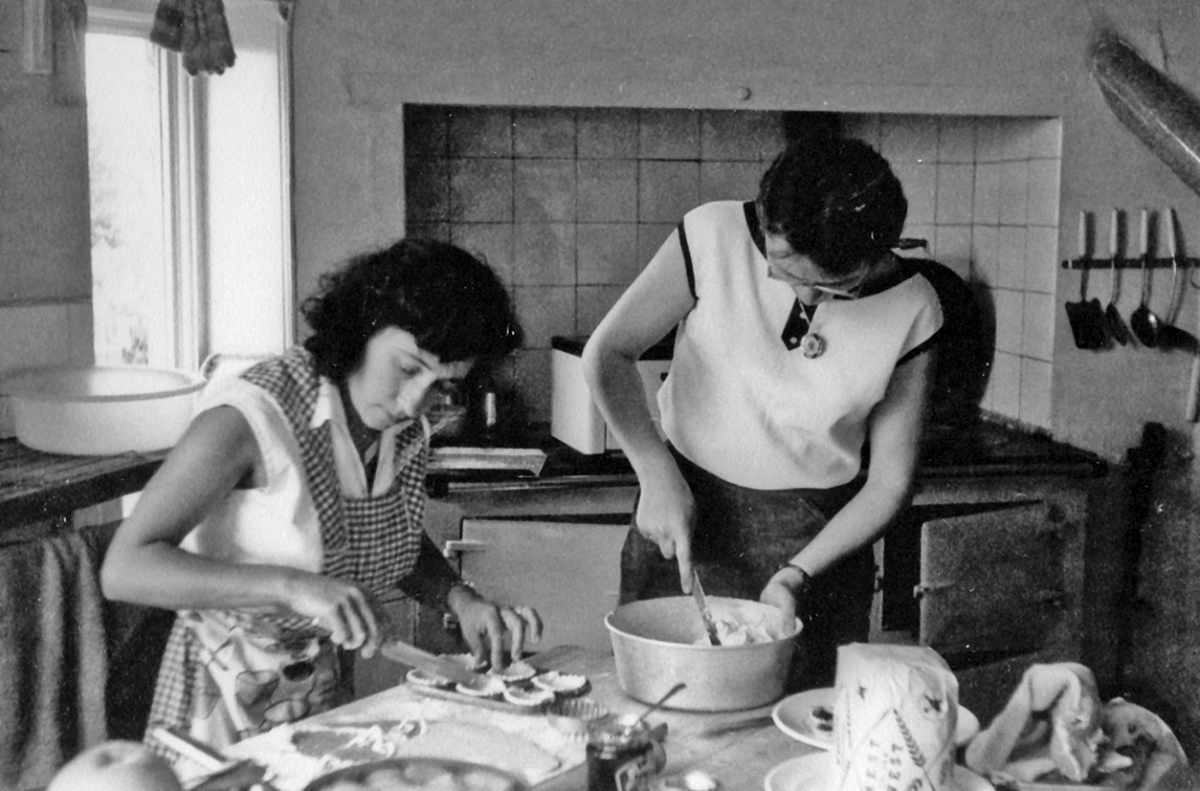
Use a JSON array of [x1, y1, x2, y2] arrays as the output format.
[[763, 752, 994, 791], [771, 687, 980, 750]]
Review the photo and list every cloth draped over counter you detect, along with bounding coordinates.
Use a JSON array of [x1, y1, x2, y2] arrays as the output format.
[[0, 520, 173, 791]]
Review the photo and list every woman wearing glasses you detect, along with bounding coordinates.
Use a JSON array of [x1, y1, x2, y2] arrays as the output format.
[[582, 137, 943, 687]]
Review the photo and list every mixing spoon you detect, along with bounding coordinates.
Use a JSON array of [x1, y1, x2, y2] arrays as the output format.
[[633, 682, 687, 726]]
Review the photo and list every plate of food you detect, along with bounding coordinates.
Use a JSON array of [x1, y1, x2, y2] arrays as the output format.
[[771, 686, 980, 750]]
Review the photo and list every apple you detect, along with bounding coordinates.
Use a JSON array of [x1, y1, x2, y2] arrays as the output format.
[[47, 740, 183, 791]]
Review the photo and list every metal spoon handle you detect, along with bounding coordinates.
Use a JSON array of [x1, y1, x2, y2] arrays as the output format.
[[634, 682, 687, 726]]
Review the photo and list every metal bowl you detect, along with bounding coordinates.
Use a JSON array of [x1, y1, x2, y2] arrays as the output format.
[[302, 757, 529, 791], [605, 596, 802, 712]]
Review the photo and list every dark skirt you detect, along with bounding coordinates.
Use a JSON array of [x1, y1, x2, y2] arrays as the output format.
[[618, 447, 875, 690]]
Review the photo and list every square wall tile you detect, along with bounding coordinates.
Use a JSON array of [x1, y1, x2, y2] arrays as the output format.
[[637, 223, 679, 268], [894, 162, 936, 226], [576, 284, 630, 334], [973, 163, 1001, 224], [938, 117, 976, 163], [985, 350, 1021, 417], [935, 163, 974, 225], [880, 115, 939, 163], [406, 157, 449, 222], [448, 106, 512, 157], [933, 226, 972, 280], [514, 159, 575, 222], [577, 159, 637, 223], [700, 161, 762, 204], [639, 110, 701, 159], [998, 160, 1029, 225], [513, 285, 575, 349], [997, 118, 1033, 161], [1028, 118, 1062, 158], [512, 223, 575, 285], [403, 106, 449, 163], [639, 160, 700, 223], [577, 224, 639, 285], [449, 158, 512, 222], [1019, 357, 1052, 429], [974, 118, 1008, 163], [513, 108, 576, 158], [450, 223, 514, 285], [1021, 291, 1055, 361], [992, 287, 1025, 353], [577, 108, 639, 158], [971, 225, 998, 287], [1024, 226, 1058, 293], [995, 226, 1027, 290], [700, 110, 784, 160], [1026, 159, 1061, 227]]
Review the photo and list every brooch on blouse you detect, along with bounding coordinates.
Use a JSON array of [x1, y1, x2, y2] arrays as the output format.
[[782, 300, 826, 358]]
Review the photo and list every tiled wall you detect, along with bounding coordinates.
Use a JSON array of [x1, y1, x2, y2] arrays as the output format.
[[405, 106, 1061, 428], [844, 114, 1063, 430]]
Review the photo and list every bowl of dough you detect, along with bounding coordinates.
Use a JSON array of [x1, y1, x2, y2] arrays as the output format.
[[604, 596, 801, 712]]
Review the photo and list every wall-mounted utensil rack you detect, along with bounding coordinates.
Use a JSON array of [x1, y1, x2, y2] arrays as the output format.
[[1061, 257, 1200, 270]]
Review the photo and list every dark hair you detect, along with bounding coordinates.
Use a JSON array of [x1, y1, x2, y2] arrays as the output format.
[[756, 137, 907, 276], [301, 238, 522, 380]]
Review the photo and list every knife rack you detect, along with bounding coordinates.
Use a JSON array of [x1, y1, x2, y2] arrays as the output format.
[[1061, 257, 1200, 269]]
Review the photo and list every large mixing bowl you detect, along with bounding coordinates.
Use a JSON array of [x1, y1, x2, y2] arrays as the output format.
[[605, 596, 802, 712]]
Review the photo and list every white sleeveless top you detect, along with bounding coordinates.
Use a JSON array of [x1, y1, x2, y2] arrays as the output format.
[[658, 201, 943, 490], [180, 373, 422, 570]]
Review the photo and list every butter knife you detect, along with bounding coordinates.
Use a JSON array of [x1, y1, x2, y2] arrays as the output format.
[[379, 638, 488, 689], [691, 569, 721, 646]]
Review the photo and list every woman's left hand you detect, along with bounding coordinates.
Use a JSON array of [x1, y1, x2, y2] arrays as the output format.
[[760, 566, 812, 633], [447, 585, 543, 670]]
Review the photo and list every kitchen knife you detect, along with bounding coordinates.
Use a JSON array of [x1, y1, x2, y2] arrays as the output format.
[[379, 638, 488, 689], [691, 569, 722, 646]]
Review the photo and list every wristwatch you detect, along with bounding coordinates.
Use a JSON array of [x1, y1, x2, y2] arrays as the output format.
[[776, 561, 814, 595]]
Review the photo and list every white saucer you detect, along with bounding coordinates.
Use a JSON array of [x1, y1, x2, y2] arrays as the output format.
[[763, 752, 994, 791], [771, 687, 980, 750]]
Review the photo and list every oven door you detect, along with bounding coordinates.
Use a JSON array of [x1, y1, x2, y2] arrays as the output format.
[[916, 501, 1068, 662]]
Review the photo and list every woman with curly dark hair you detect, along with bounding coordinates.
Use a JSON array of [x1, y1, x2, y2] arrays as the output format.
[[101, 238, 539, 768]]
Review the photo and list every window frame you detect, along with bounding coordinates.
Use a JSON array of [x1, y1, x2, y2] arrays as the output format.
[[85, 1, 293, 371]]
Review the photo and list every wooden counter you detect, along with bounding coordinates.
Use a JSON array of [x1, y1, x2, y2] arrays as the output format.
[[0, 438, 165, 530]]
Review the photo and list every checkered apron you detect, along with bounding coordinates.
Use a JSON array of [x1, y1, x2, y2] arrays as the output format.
[[145, 348, 427, 761]]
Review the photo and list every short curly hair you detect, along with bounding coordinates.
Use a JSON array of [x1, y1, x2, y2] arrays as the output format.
[[301, 238, 522, 381], [757, 137, 907, 277]]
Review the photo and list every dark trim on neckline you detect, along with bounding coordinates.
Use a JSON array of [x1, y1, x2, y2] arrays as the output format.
[[744, 201, 765, 257]]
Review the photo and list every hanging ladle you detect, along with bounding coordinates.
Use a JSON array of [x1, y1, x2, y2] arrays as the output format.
[[1104, 254, 1130, 345], [1129, 252, 1162, 347], [1155, 255, 1198, 352]]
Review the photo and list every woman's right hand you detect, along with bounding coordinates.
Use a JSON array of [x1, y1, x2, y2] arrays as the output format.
[[634, 459, 698, 591], [284, 571, 382, 657]]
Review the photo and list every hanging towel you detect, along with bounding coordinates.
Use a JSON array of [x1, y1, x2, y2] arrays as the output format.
[[0, 519, 111, 791]]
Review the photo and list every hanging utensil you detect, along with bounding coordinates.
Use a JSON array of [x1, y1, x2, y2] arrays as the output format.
[[690, 569, 721, 646], [1154, 253, 1197, 352], [1129, 209, 1163, 346], [1102, 209, 1130, 345], [1065, 265, 1109, 350]]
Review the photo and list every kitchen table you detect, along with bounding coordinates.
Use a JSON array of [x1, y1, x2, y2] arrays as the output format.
[[226, 648, 818, 790]]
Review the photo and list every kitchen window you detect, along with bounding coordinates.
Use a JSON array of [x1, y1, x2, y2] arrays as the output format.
[[84, 0, 293, 372]]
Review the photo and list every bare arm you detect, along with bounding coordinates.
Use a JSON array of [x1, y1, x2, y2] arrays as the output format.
[[581, 229, 699, 590], [762, 349, 936, 619], [100, 406, 381, 654]]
